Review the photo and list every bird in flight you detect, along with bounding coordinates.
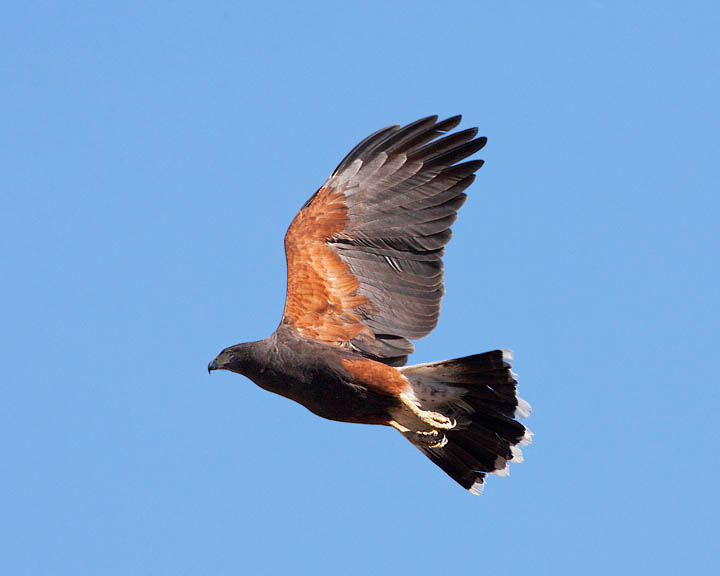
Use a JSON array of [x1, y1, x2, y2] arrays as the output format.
[[208, 115, 531, 494]]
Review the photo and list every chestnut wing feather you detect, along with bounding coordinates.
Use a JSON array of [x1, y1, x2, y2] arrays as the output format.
[[281, 115, 486, 366], [281, 186, 373, 345]]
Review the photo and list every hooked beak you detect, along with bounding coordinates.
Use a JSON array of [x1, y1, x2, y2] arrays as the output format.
[[207, 359, 218, 374]]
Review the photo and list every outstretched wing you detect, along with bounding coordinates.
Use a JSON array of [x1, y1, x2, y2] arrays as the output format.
[[281, 115, 486, 366]]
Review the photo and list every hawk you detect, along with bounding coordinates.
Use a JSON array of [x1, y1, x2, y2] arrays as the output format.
[[208, 115, 531, 494]]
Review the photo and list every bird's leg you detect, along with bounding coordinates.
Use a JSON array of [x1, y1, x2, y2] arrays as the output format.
[[399, 392, 456, 430], [389, 420, 410, 433]]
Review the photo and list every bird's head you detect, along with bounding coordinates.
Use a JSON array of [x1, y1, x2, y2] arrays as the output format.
[[208, 345, 242, 374], [207, 341, 266, 376]]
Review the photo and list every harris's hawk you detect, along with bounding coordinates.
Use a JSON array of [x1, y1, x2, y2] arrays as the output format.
[[208, 115, 531, 494]]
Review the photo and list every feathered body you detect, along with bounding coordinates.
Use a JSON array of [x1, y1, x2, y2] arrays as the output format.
[[209, 115, 531, 494], [214, 327, 394, 425]]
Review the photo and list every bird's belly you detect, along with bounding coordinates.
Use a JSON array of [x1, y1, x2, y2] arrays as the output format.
[[255, 372, 393, 425]]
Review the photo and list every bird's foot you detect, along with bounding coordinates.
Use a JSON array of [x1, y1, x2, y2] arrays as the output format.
[[414, 429, 448, 449], [399, 392, 457, 430]]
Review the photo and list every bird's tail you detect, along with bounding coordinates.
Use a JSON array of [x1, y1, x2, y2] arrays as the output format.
[[398, 350, 532, 494]]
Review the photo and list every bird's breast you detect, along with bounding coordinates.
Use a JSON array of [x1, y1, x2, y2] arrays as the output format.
[[249, 353, 394, 425]]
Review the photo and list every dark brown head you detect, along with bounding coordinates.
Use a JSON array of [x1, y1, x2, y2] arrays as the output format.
[[207, 340, 269, 376]]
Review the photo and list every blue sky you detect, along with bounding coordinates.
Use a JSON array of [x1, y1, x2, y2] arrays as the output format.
[[2, 1, 718, 574]]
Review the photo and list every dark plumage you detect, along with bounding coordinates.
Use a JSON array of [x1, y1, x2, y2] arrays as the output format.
[[209, 115, 531, 494]]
